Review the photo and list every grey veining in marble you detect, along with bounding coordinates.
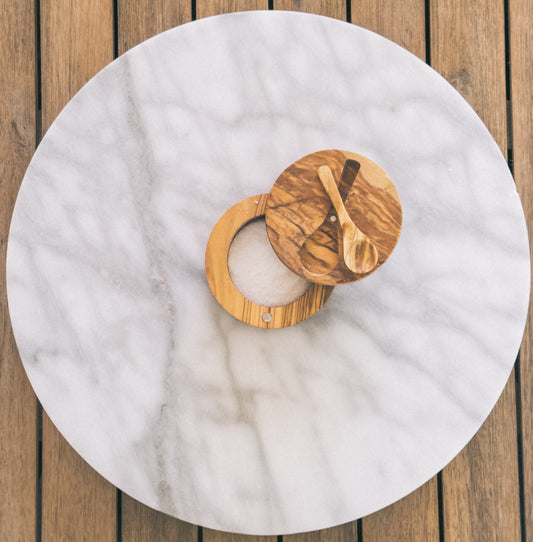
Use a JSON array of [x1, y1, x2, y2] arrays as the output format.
[[6, 11, 530, 534]]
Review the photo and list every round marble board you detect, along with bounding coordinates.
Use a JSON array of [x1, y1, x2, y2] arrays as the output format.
[[6, 11, 530, 535]]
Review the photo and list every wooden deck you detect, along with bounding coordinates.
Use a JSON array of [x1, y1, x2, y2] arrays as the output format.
[[1, 0, 532, 540]]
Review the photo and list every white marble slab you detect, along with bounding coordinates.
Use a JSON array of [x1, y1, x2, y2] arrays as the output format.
[[6, 11, 530, 535]]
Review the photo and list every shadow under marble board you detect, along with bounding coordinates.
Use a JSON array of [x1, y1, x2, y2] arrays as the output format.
[[6, 10, 530, 536]]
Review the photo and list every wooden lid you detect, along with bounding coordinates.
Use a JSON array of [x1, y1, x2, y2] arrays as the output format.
[[265, 150, 402, 285]]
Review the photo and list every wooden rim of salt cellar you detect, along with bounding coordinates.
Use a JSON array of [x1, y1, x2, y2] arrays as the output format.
[[205, 150, 402, 328], [205, 194, 334, 329]]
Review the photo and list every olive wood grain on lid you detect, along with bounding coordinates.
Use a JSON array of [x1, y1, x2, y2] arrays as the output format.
[[265, 150, 403, 286]]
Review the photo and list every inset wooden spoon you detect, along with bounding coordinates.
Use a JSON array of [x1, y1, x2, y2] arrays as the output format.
[[317, 165, 379, 274], [299, 159, 360, 275]]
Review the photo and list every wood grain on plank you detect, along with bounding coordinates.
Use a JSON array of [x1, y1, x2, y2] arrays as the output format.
[[351, 0, 426, 61], [190, 0, 272, 526], [197, 0, 268, 19], [362, 480, 439, 542], [195, 7, 275, 542], [441, 380, 521, 541], [0, 2, 37, 538], [273, 0, 346, 20], [432, 1, 521, 538], [40, 1, 117, 540], [265, 1, 416, 539], [121, 495, 198, 542], [430, 0, 508, 151], [352, 2, 440, 538], [41, 416, 116, 542], [203, 529, 276, 542], [117, 0, 192, 54], [116, 1, 199, 538], [270, 0, 430, 539], [510, 0, 533, 539], [286, 523, 359, 542], [41, 0, 114, 134]]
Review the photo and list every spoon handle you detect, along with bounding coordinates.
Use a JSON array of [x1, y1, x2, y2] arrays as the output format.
[[317, 165, 357, 232], [338, 159, 360, 201], [318, 165, 378, 273], [298, 159, 360, 275]]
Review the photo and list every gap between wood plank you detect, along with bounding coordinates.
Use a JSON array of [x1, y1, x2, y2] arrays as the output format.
[[424, 0, 431, 65], [426, 4, 443, 541], [112, 6, 123, 541], [34, 0, 42, 144], [503, 0, 525, 538], [36, 403, 43, 542], [113, 0, 119, 58], [437, 472, 444, 542], [116, 489, 122, 541], [514, 355, 527, 542], [504, 0, 514, 168], [34, 1, 43, 540]]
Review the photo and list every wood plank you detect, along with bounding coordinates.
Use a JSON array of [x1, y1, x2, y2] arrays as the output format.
[[117, 0, 192, 54], [194, 1, 275, 539], [362, 480, 439, 542], [41, 0, 114, 134], [121, 496, 198, 542], [351, 0, 426, 61], [351, 2, 440, 540], [0, 1, 37, 539], [286, 522, 358, 542], [270, 0, 355, 538], [430, 1, 521, 539], [40, 1, 117, 540], [430, 0, 508, 150], [265, 1, 431, 539], [115, 0, 194, 537], [197, 0, 268, 19], [272, 0, 345, 20], [203, 530, 276, 542], [41, 416, 116, 542], [116, 2, 198, 539], [441, 380, 521, 541], [510, 0, 533, 539]]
